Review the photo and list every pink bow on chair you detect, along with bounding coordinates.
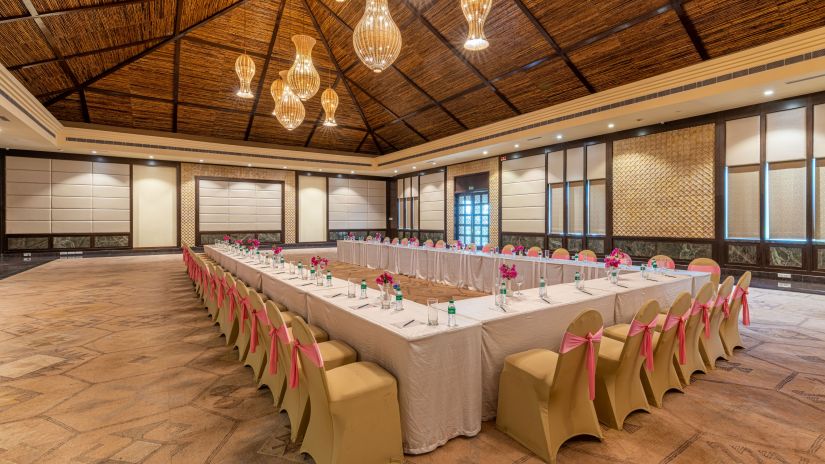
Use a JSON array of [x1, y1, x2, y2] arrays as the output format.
[[663, 313, 689, 365], [732, 287, 750, 326], [268, 324, 291, 374], [560, 327, 603, 400], [227, 286, 239, 321], [628, 319, 657, 371], [238, 297, 251, 332], [692, 299, 712, 339], [289, 340, 324, 389], [249, 308, 271, 354], [217, 277, 228, 306]]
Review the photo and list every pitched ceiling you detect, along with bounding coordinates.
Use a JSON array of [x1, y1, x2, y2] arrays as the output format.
[[3, 0, 825, 156]]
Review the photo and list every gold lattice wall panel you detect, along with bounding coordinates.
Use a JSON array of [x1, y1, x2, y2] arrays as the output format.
[[181, 163, 297, 245], [612, 124, 715, 239], [446, 157, 500, 247]]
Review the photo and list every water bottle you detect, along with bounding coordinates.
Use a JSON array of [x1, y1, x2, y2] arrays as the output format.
[[574, 271, 582, 289], [640, 263, 648, 279], [448, 298, 457, 327], [360, 279, 367, 299], [298, 261, 304, 279], [326, 271, 333, 287], [309, 266, 316, 282], [651, 259, 659, 275], [539, 276, 546, 298], [573, 253, 579, 262], [394, 288, 404, 311], [256, 250, 261, 264], [498, 281, 507, 308], [280, 256, 285, 269]]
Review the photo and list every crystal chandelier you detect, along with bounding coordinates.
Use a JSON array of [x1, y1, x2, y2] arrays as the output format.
[[287, 35, 320, 101], [235, 53, 256, 98], [275, 71, 305, 130], [460, 0, 491, 51], [321, 87, 339, 127], [352, 0, 402, 73], [270, 77, 284, 116]]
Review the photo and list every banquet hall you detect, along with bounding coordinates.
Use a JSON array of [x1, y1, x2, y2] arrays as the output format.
[[1, 0, 825, 463]]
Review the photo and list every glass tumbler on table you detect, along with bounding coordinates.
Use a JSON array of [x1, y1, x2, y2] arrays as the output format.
[[347, 278, 357, 298], [427, 298, 439, 326]]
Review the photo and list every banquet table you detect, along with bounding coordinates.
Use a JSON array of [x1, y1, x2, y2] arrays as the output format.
[[204, 245, 483, 454], [337, 240, 710, 294]]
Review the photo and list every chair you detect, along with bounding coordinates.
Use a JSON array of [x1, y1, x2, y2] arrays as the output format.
[[424, 239, 434, 247], [383, 237, 391, 244], [435, 239, 446, 248], [527, 246, 542, 257], [400, 238, 409, 245], [467, 243, 477, 251], [688, 258, 721, 287], [391, 237, 399, 245], [551, 248, 570, 260], [578, 250, 597, 262], [720, 272, 752, 358], [482, 243, 491, 253], [606, 295, 690, 407], [496, 310, 604, 463], [594, 300, 658, 429], [648, 255, 675, 270], [655, 281, 715, 386], [243, 290, 270, 381], [501, 244, 515, 255], [365, 235, 373, 241], [218, 273, 239, 346], [699, 276, 735, 369], [205, 264, 222, 322], [233, 281, 253, 362], [293, 318, 403, 464]]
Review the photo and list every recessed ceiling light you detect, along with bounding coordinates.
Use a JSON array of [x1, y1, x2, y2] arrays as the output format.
[[91, 150, 97, 154], [431, 161, 436, 165], [764, 89, 774, 96], [350, 170, 355, 174], [149, 155, 154, 159], [199, 159, 204, 163], [482, 150, 488, 155], [247, 163, 252, 167], [556, 134, 563, 140], [514, 144, 519, 148], [608, 123, 615, 129], [412, 166, 417, 170], [319, 168, 323, 171], [393, 169, 398, 173]]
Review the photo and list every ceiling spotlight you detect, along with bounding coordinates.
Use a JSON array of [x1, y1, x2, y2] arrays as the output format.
[[514, 144, 519, 148], [764, 89, 774, 96], [412, 166, 417, 170], [91, 150, 97, 154], [556, 134, 563, 140], [482, 150, 488, 155], [319, 168, 323, 171], [393, 169, 398, 173], [350, 170, 355, 174], [149, 155, 154, 159], [199, 159, 204, 163], [608, 123, 615, 129], [431, 161, 436, 165], [247, 163, 252, 167]]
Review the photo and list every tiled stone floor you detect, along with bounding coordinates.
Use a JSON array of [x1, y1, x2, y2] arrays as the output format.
[[0, 254, 824, 463]]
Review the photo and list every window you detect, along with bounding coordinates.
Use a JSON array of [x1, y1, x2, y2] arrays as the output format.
[[455, 190, 489, 246], [817, 159, 825, 242], [588, 179, 606, 235], [767, 161, 807, 241]]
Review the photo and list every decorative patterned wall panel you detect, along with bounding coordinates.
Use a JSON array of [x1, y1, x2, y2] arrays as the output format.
[[446, 158, 499, 247], [181, 163, 296, 245], [612, 124, 715, 239]]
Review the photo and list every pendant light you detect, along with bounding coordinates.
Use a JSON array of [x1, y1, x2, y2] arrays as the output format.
[[287, 34, 321, 101], [235, 53, 255, 98], [352, 0, 402, 73], [270, 77, 284, 116], [321, 87, 339, 127], [275, 71, 305, 130], [461, 0, 492, 51]]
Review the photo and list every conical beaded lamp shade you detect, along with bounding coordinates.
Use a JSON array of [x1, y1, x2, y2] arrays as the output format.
[[270, 78, 284, 116], [287, 35, 320, 101], [460, 0, 491, 51], [235, 53, 256, 98], [352, 0, 402, 73], [321, 87, 339, 127], [275, 71, 305, 130]]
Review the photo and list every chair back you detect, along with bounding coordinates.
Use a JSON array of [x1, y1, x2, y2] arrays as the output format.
[[618, 300, 660, 374], [551, 248, 570, 260], [578, 250, 597, 262], [424, 239, 434, 247], [552, 310, 604, 401], [648, 255, 675, 270], [265, 300, 293, 375], [435, 239, 446, 248], [467, 243, 477, 251], [688, 258, 721, 287], [729, 271, 752, 325], [291, 317, 333, 418], [657, 292, 691, 357], [391, 237, 399, 245], [501, 244, 515, 255], [527, 246, 541, 257], [365, 235, 373, 241], [400, 238, 409, 245], [383, 237, 391, 244], [248, 290, 268, 352], [482, 243, 491, 253]]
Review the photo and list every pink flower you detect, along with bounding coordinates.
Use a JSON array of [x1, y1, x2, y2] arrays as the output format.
[[499, 263, 518, 280], [272, 246, 283, 255], [223, 235, 231, 241], [375, 271, 394, 286], [311, 256, 329, 269], [234, 239, 242, 245], [514, 245, 525, 255]]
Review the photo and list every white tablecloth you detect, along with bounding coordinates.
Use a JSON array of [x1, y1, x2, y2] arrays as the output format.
[[205, 246, 483, 454]]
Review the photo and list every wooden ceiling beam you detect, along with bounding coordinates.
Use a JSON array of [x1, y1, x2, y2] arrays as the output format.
[[670, 0, 709, 60], [244, 0, 287, 141], [171, 0, 184, 132], [564, 4, 672, 53], [398, 0, 521, 116], [21, 0, 89, 122], [311, 0, 468, 131], [512, 0, 595, 93], [355, 131, 369, 152], [7, 37, 168, 72], [300, 0, 384, 155], [343, 77, 429, 142], [43, 0, 250, 107], [0, 0, 152, 25]]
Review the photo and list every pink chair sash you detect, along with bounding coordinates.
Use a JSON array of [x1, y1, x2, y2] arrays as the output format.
[[691, 299, 712, 339], [628, 319, 657, 371], [663, 313, 688, 364], [238, 297, 251, 332], [688, 264, 720, 276], [217, 277, 228, 306], [578, 254, 597, 263], [268, 324, 291, 374], [732, 287, 750, 325], [560, 327, 603, 400], [551, 251, 570, 260], [289, 340, 324, 389], [227, 286, 239, 321], [249, 308, 270, 354]]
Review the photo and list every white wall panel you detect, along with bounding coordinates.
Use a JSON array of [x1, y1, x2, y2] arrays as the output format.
[[766, 107, 807, 162], [586, 143, 607, 179], [419, 172, 444, 230], [547, 150, 564, 183], [549, 184, 564, 234], [133, 165, 177, 247], [197, 179, 282, 232], [566, 147, 584, 181], [502, 155, 545, 233], [815, 104, 825, 159], [328, 178, 386, 230], [299, 175, 327, 242], [726, 116, 761, 166]]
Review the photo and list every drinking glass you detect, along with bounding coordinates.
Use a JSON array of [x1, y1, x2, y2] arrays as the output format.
[[515, 275, 524, 296], [347, 278, 357, 298], [427, 298, 439, 326]]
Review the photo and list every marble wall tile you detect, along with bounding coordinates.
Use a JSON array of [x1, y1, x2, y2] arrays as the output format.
[[547, 237, 563, 250], [53, 236, 91, 249], [588, 238, 605, 255], [419, 231, 445, 242], [818, 248, 825, 270], [769, 246, 803, 268], [8, 237, 49, 250], [94, 235, 129, 248], [567, 237, 583, 253], [501, 234, 543, 249], [657, 241, 713, 260], [614, 239, 656, 257], [728, 244, 759, 265]]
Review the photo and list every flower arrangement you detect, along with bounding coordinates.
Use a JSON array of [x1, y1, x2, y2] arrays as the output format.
[[375, 271, 394, 286], [499, 263, 518, 280], [604, 248, 628, 269], [311, 256, 329, 270], [247, 238, 260, 249], [223, 235, 231, 242], [234, 239, 243, 246], [347, 231, 355, 240], [455, 240, 464, 250], [374, 232, 382, 242], [272, 246, 283, 255], [409, 237, 418, 246], [514, 245, 525, 255]]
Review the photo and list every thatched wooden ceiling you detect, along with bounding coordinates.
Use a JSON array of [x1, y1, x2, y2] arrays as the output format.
[[2, 0, 825, 155]]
